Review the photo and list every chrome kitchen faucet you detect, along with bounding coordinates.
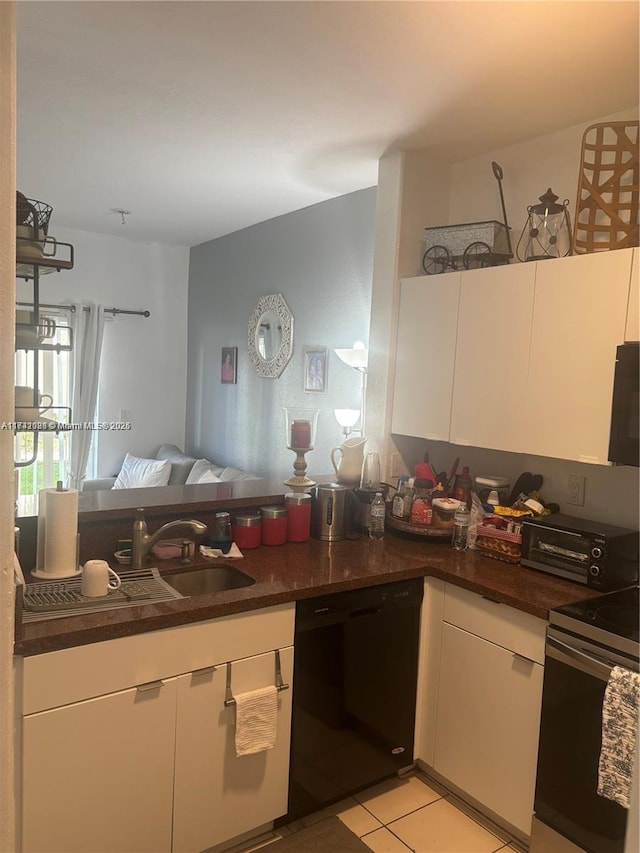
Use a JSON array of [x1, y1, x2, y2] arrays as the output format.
[[131, 509, 208, 569]]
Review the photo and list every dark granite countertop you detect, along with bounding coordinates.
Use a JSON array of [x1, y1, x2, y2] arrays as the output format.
[[15, 531, 601, 657]]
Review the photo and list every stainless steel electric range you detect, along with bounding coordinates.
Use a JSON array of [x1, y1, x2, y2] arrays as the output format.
[[531, 585, 639, 853]]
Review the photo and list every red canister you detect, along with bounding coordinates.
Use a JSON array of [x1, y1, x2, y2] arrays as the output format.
[[231, 513, 262, 549], [260, 505, 288, 546], [285, 492, 311, 542]]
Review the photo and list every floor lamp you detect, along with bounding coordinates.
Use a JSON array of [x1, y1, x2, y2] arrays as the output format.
[[334, 344, 368, 436]]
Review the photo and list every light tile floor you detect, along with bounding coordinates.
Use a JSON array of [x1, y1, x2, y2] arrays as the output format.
[[250, 771, 527, 853]]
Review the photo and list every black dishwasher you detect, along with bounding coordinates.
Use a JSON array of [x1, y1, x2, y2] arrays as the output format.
[[286, 578, 423, 821]]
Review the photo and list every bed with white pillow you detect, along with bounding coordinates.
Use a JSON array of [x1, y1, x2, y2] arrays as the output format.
[[83, 444, 261, 491]]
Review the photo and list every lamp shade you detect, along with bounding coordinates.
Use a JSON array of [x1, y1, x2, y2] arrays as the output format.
[[334, 347, 368, 371], [334, 409, 360, 429]]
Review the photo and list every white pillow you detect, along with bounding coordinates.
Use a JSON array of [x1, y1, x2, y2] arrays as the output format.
[[185, 458, 224, 485], [112, 453, 172, 489], [219, 466, 261, 482], [197, 470, 222, 484]]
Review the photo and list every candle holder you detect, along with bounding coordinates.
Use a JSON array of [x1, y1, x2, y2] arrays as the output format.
[[284, 407, 320, 490]]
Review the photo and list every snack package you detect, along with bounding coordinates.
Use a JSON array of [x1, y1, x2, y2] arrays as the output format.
[[467, 492, 486, 550]]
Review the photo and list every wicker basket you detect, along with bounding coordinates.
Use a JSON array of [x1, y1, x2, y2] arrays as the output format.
[[16, 193, 53, 235], [476, 524, 522, 565]]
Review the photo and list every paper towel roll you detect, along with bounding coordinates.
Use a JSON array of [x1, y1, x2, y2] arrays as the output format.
[[42, 487, 79, 578], [36, 488, 56, 573]]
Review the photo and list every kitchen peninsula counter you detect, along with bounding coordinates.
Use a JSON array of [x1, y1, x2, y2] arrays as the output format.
[[15, 533, 601, 656]]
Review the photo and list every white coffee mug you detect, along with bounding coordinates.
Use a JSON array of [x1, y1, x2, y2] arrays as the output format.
[[81, 560, 122, 598], [15, 385, 53, 412]]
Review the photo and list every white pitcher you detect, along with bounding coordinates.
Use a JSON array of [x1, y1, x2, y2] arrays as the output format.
[[330, 437, 367, 486]]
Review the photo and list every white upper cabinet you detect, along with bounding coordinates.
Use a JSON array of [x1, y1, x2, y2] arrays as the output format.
[[450, 263, 536, 452], [392, 249, 633, 464], [392, 272, 460, 441], [524, 249, 633, 464], [626, 247, 639, 341]]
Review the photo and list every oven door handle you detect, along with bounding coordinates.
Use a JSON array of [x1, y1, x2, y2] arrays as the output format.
[[546, 635, 614, 681]]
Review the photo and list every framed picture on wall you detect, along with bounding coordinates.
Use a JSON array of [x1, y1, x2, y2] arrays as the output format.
[[221, 347, 237, 384], [303, 347, 328, 394]]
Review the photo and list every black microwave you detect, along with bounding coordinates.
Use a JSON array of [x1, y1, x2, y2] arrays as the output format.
[[608, 341, 639, 467]]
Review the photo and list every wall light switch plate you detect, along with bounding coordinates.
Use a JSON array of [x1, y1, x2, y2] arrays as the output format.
[[567, 474, 586, 506]]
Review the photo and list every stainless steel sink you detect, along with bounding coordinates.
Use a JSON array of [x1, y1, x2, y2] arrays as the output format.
[[163, 565, 256, 596]]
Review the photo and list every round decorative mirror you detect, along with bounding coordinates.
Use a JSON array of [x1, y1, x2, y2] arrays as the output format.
[[248, 293, 294, 378]]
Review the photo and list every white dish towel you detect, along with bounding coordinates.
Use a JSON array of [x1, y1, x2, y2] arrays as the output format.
[[598, 665, 640, 809], [234, 685, 278, 757]]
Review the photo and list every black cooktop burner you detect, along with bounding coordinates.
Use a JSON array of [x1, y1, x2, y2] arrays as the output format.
[[595, 605, 638, 634], [551, 585, 639, 650]]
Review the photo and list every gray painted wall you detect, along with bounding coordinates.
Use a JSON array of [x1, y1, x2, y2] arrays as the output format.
[[186, 187, 376, 481]]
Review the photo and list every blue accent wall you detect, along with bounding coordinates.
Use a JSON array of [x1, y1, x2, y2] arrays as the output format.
[[186, 187, 376, 480]]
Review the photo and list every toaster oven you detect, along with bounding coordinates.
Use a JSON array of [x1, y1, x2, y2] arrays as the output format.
[[521, 514, 638, 590]]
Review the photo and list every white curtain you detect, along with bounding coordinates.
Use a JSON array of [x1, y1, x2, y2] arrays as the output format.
[[68, 303, 105, 490]]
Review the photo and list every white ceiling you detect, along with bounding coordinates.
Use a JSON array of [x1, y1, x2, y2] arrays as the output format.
[[16, 1, 639, 247]]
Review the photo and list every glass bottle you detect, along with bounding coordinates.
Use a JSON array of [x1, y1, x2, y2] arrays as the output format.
[[453, 465, 473, 508], [402, 477, 415, 521], [369, 492, 386, 540], [392, 476, 409, 519], [410, 479, 433, 527]]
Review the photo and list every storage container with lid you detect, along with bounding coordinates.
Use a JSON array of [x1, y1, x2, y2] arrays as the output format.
[[431, 497, 463, 528], [475, 475, 510, 506], [260, 505, 288, 546], [231, 513, 262, 549], [210, 511, 233, 553], [285, 492, 311, 542]]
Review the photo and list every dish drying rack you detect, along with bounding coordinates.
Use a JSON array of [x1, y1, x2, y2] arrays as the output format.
[[22, 567, 183, 622]]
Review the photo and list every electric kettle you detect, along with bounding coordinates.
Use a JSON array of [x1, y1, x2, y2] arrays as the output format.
[[310, 483, 359, 541]]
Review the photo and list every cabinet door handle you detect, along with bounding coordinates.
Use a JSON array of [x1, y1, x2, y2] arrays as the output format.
[[136, 679, 165, 692], [192, 665, 216, 677], [512, 652, 535, 666]]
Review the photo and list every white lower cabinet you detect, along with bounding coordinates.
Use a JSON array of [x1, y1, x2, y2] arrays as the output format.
[[22, 679, 177, 853], [434, 622, 543, 835], [418, 582, 545, 838], [173, 647, 293, 853], [19, 603, 295, 853]]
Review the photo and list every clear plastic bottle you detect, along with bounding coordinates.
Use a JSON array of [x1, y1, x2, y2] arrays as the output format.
[[452, 503, 471, 550], [369, 492, 386, 540]]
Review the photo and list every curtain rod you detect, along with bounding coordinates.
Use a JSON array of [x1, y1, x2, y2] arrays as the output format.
[[16, 302, 151, 318]]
